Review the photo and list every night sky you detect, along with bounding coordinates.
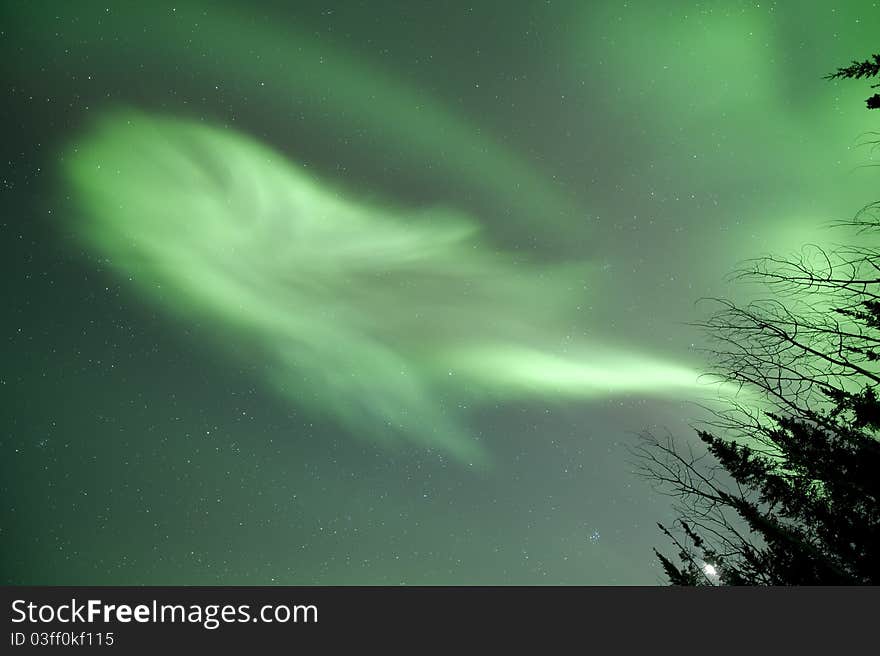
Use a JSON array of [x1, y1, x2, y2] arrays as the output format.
[[1, 1, 878, 585]]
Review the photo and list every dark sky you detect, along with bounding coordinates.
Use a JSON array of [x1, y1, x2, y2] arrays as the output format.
[[1, 0, 878, 584]]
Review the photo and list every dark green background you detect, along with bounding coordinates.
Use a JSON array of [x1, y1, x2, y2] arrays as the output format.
[[1, 0, 877, 584]]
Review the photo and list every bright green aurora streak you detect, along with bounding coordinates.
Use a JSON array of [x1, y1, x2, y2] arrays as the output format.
[[64, 112, 702, 462]]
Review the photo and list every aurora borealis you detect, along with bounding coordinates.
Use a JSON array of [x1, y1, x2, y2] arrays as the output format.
[[64, 111, 702, 463], [2, 0, 879, 584]]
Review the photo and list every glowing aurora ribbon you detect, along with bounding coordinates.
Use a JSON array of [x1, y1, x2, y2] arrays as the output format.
[[62, 112, 701, 462]]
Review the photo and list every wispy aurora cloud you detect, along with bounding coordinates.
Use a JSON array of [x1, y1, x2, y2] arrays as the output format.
[[63, 112, 701, 462], [3, 0, 582, 245]]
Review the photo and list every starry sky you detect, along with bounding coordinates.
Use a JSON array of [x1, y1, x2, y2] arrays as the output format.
[[1, 0, 878, 584]]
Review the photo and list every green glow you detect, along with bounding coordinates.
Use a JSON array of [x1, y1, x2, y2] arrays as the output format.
[[5, 0, 582, 242], [63, 111, 703, 462], [444, 346, 700, 396], [567, 0, 880, 260]]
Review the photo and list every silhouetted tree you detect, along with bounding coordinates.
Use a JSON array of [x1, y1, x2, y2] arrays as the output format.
[[636, 56, 880, 586], [826, 53, 880, 109], [636, 213, 880, 584]]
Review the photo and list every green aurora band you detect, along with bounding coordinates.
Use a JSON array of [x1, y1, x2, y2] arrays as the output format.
[[3, 0, 582, 244], [63, 112, 703, 462]]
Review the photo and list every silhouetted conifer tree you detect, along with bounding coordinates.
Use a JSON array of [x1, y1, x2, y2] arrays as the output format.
[[826, 53, 880, 109], [637, 57, 880, 586], [637, 216, 880, 584]]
